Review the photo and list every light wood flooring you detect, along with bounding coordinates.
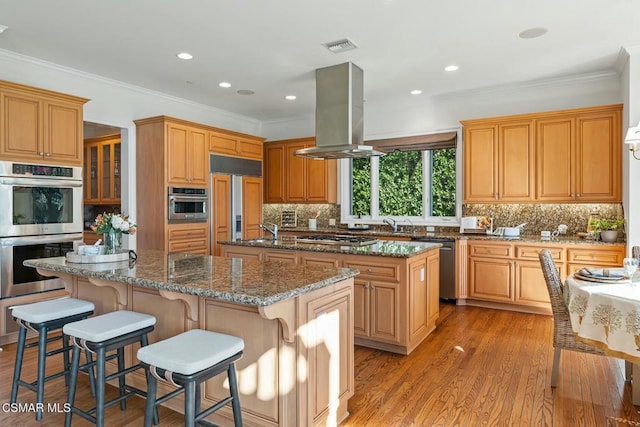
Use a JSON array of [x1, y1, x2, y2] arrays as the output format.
[[1, 303, 639, 426]]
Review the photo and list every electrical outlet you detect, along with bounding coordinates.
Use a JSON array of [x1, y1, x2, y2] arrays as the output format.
[[329, 218, 336, 226], [426, 226, 435, 232]]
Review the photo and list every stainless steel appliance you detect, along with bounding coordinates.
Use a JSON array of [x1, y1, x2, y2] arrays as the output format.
[[412, 237, 456, 300], [167, 187, 208, 222], [0, 161, 83, 237], [295, 234, 379, 246], [0, 233, 80, 299]]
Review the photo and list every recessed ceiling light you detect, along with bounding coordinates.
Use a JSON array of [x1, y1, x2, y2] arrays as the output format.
[[285, 95, 297, 100], [237, 89, 255, 96], [0, 25, 8, 34], [518, 27, 548, 39], [219, 82, 231, 88], [176, 52, 193, 60], [444, 65, 459, 72], [410, 90, 422, 95]]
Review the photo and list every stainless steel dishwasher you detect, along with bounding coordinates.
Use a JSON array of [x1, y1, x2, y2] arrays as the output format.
[[411, 237, 456, 300]]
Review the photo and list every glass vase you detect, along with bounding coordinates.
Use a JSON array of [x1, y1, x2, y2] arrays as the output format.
[[104, 229, 122, 254]]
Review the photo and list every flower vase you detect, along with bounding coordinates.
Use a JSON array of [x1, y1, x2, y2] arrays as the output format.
[[104, 230, 122, 254]]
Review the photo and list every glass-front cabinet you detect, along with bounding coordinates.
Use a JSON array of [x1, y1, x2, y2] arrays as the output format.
[[83, 134, 121, 204]]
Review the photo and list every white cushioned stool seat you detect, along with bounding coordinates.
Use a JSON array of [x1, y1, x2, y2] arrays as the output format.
[[12, 298, 95, 323], [137, 329, 244, 375], [63, 310, 156, 342]]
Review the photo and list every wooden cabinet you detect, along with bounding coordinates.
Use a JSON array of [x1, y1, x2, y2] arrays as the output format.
[[0, 80, 88, 166], [566, 245, 625, 275], [209, 131, 263, 160], [167, 223, 209, 254], [221, 244, 440, 354], [242, 176, 263, 239], [468, 242, 515, 302], [84, 134, 121, 204], [167, 123, 207, 186], [263, 137, 337, 203], [462, 104, 622, 203], [463, 120, 534, 202]]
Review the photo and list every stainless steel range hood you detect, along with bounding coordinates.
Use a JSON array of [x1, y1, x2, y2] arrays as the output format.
[[294, 62, 384, 159]]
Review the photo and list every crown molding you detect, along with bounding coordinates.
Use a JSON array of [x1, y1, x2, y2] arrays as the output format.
[[0, 48, 261, 127]]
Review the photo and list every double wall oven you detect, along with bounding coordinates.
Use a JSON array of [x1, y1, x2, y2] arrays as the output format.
[[0, 161, 83, 301]]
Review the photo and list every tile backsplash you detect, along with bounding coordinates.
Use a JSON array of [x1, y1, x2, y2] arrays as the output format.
[[263, 204, 340, 229]]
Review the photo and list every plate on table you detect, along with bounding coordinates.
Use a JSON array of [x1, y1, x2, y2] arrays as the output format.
[[575, 268, 629, 283]]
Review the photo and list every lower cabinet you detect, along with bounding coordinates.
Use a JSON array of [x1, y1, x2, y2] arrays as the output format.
[[220, 244, 440, 355], [466, 240, 625, 313]]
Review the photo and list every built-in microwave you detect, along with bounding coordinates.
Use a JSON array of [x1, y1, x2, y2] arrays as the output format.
[[167, 187, 208, 222]]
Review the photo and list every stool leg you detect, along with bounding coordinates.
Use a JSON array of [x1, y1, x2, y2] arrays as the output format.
[[65, 345, 81, 427], [96, 347, 106, 427], [86, 350, 96, 397], [143, 371, 157, 427], [10, 325, 27, 404], [63, 334, 70, 386], [184, 380, 196, 427], [140, 334, 159, 424], [117, 346, 126, 410], [35, 325, 48, 421], [195, 382, 201, 419], [228, 363, 243, 427]]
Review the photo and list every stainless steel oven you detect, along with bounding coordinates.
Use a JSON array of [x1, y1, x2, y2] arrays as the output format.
[[0, 161, 84, 237], [0, 233, 81, 299], [168, 187, 208, 222]]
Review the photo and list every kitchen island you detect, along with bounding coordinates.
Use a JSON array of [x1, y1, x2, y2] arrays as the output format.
[[220, 238, 441, 355], [24, 250, 358, 427]]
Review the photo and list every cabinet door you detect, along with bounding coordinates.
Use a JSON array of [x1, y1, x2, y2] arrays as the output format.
[[101, 142, 113, 199], [468, 257, 514, 302], [167, 124, 190, 185], [113, 142, 121, 200], [44, 99, 83, 165], [0, 88, 43, 162], [264, 143, 286, 203], [353, 279, 370, 337], [426, 250, 440, 325], [306, 157, 337, 203], [498, 121, 534, 201], [464, 126, 498, 202], [575, 110, 621, 201], [237, 138, 263, 160], [212, 174, 231, 256], [370, 281, 400, 343], [84, 143, 100, 202], [536, 117, 575, 201], [514, 260, 551, 307], [408, 259, 428, 342], [189, 127, 208, 186], [286, 142, 307, 202], [242, 176, 263, 239]]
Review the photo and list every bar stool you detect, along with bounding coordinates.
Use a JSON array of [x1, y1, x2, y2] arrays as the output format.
[[63, 310, 156, 427], [10, 297, 95, 421], [137, 329, 244, 427]]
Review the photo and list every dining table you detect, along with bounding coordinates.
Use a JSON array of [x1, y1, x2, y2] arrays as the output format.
[[564, 268, 640, 404]]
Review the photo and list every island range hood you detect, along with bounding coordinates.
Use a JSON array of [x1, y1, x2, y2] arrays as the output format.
[[294, 62, 385, 159]]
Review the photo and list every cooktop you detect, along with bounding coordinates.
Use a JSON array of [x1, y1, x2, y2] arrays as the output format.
[[295, 234, 378, 247]]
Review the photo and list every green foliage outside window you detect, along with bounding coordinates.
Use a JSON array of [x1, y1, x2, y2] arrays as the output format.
[[379, 151, 423, 216]]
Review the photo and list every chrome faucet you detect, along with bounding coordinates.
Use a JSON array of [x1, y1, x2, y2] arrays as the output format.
[[404, 218, 415, 234], [259, 222, 278, 240], [383, 218, 398, 232]]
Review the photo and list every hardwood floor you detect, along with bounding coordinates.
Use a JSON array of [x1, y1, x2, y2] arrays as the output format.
[[1, 303, 638, 426]]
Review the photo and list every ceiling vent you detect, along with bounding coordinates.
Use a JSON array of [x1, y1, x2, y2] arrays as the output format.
[[323, 38, 359, 53]]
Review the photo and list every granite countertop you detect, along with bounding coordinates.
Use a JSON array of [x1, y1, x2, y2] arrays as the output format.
[[23, 250, 359, 307], [275, 227, 625, 246], [219, 236, 442, 258]]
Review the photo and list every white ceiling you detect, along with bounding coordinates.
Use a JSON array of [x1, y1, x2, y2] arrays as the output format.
[[1, 0, 639, 122]]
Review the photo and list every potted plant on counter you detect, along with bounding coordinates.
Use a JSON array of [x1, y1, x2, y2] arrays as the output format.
[[591, 218, 625, 242]]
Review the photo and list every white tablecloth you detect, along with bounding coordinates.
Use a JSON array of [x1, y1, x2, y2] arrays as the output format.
[[564, 273, 640, 363]]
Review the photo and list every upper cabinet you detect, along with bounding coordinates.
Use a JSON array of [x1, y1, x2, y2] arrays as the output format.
[[167, 122, 208, 186], [463, 120, 534, 202], [0, 80, 88, 166], [209, 131, 263, 160], [462, 104, 622, 203], [263, 137, 337, 204], [84, 134, 121, 204]]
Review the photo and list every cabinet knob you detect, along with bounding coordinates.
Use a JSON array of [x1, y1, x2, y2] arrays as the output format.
[[45, 152, 51, 156], [366, 268, 372, 273], [39, 152, 45, 156]]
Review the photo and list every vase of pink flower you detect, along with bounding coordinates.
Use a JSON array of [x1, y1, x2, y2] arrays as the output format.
[[91, 212, 137, 254]]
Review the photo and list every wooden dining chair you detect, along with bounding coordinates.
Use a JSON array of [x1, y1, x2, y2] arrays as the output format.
[[538, 249, 605, 387]]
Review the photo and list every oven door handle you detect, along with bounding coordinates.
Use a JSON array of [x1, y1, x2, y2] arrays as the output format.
[[0, 233, 83, 247], [0, 177, 83, 187]]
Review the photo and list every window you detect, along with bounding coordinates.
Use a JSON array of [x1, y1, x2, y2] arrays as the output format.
[[341, 131, 461, 226]]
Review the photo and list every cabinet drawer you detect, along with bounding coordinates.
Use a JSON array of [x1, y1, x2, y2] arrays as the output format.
[[468, 243, 513, 258], [237, 139, 263, 160], [168, 239, 208, 253], [516, 245, 563, 261], [343, 260, 400, 282], [168, 226, 208, 241], [567, 247, 624, 265]]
